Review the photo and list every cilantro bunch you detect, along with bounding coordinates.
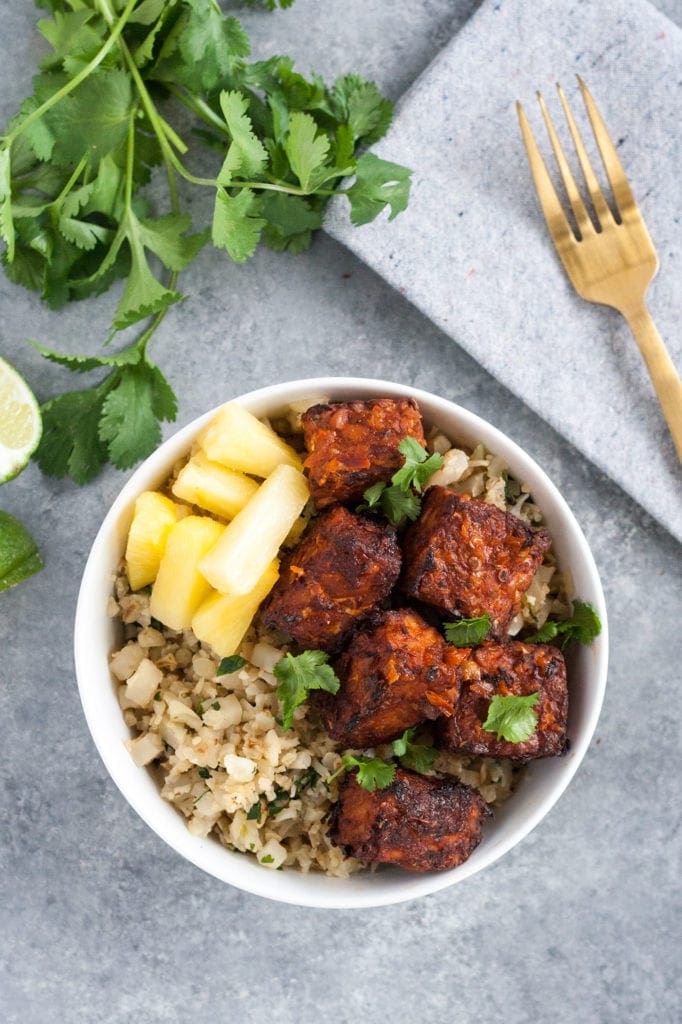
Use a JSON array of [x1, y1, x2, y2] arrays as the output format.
[[0, 0, 412, 483]]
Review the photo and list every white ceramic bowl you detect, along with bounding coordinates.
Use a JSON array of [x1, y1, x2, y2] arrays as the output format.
[[74, 377, 608, 908]]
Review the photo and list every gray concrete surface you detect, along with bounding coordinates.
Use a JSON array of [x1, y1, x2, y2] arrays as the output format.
[[1, 2, 680, 1023]]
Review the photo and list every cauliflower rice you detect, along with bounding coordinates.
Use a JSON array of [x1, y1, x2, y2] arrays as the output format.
[[109, 409, 570, 876]]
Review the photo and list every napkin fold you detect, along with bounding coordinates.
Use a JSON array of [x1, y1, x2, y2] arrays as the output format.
[[326, 0, 682, 542]]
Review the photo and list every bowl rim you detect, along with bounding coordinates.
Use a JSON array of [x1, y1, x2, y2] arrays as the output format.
[[74, 376, 609, 909]]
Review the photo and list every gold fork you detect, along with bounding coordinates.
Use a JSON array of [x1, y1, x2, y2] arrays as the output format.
[[517, 76, 682, 462]]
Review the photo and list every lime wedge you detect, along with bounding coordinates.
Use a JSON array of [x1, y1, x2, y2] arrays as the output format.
[[0, 356, 42, 483], [0, 510, 43, 591]]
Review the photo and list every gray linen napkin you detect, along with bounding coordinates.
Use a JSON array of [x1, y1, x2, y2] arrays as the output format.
[[326, 0, 682, 542]]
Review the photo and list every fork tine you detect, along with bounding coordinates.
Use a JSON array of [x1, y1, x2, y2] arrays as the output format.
[[536, 90, 594, 238], [517, 101, 574, 244], [557, 83, 613, 228], [577, 75, 636, 219]]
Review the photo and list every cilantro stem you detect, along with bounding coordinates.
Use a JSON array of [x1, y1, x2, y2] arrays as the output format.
[[124, 112, 136, 209], [3, 0, 139, 148], [166, 86, 231, 139], [230, 180, 338, 196], [50, 154, 89, 214]]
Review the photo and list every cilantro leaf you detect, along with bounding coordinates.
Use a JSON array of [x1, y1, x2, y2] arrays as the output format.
[[155, 1, 251, 93], [337, 755, 396, 792], [113, 240, 184, 330], [212, 187, 265, 263], [443, 615, 491, 647], [482, 692, 540, 743], [58, 216, 111, 252], [35, 387, 109, 484], [111, 211, 205, 330], [359, 439, 441, 523], [284, 112, 331, 192], [45, 69, 133, 167], [259, 192, 323, 253], [379, 484, 422, 524], [274, 649, 340, 731], [526, 600, 602, 648], [136, 214, 208, 272], [391, 727, 438, 774], [217, 654, 247, 676], [392, 436, 443, 492], [346, 153, 412, 226], [244, 0, 296, 9], [246, 801, 262, 822], [98, 360, 177, 470], [217, 90, 268, 183], [30, 340, 142, 373], [361, 480, 387, 510], [331, 74, 393, 145]]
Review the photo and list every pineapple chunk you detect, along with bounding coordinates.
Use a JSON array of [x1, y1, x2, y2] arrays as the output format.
[[200, 402, 302, 478], [150, 515, 224, 630], [199, 464, 309, 596], [172, 452, 258, 520], [192, 561, 280, 656], [125, 491, 179, 591]]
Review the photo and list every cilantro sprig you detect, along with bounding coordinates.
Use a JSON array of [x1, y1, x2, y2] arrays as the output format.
[[391, 727, 438, 774], [274, 649, 340, 730], [1, 0, 412, 483], [443, 614, 491, 647], [482, 692, 540, 743], [328, 754, 397, 793], [526, 600, 602, 649], [327, 729, 439, 794], [361, 437, 443, 524]]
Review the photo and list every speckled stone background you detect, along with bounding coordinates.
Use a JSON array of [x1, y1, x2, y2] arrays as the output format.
[[327, 0, 682, 542], [1, 3, 680, 1023]]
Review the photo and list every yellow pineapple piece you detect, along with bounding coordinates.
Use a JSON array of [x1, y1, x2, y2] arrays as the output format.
[[150, 515, 224, 630], [192, 561, 280, 656], [171, 452, 258, 520], [200, 402, 302, 477], [199, 464, 309, 596], [125, 491, 179, 591]]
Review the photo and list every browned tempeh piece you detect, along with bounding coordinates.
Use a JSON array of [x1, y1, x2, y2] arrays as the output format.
[[261, 506, 400, 653], [319, 608, 466, 747], [329, 768, 490, 872], [401, 487, 551, 637], [302, 398, 425, 508], [436, 640, 568, 761]]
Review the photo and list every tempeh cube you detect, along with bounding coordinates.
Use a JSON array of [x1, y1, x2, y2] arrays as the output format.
[[435, 639, 568, 761], [329, 768, 490, 872], [301, 397, 426, 507], [261, 506, 401, 653], [401, 487, 551, 637], [319, 608, 466, 748]]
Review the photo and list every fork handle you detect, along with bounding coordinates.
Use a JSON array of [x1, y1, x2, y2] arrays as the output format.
[[621, 302, 682, 463]]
